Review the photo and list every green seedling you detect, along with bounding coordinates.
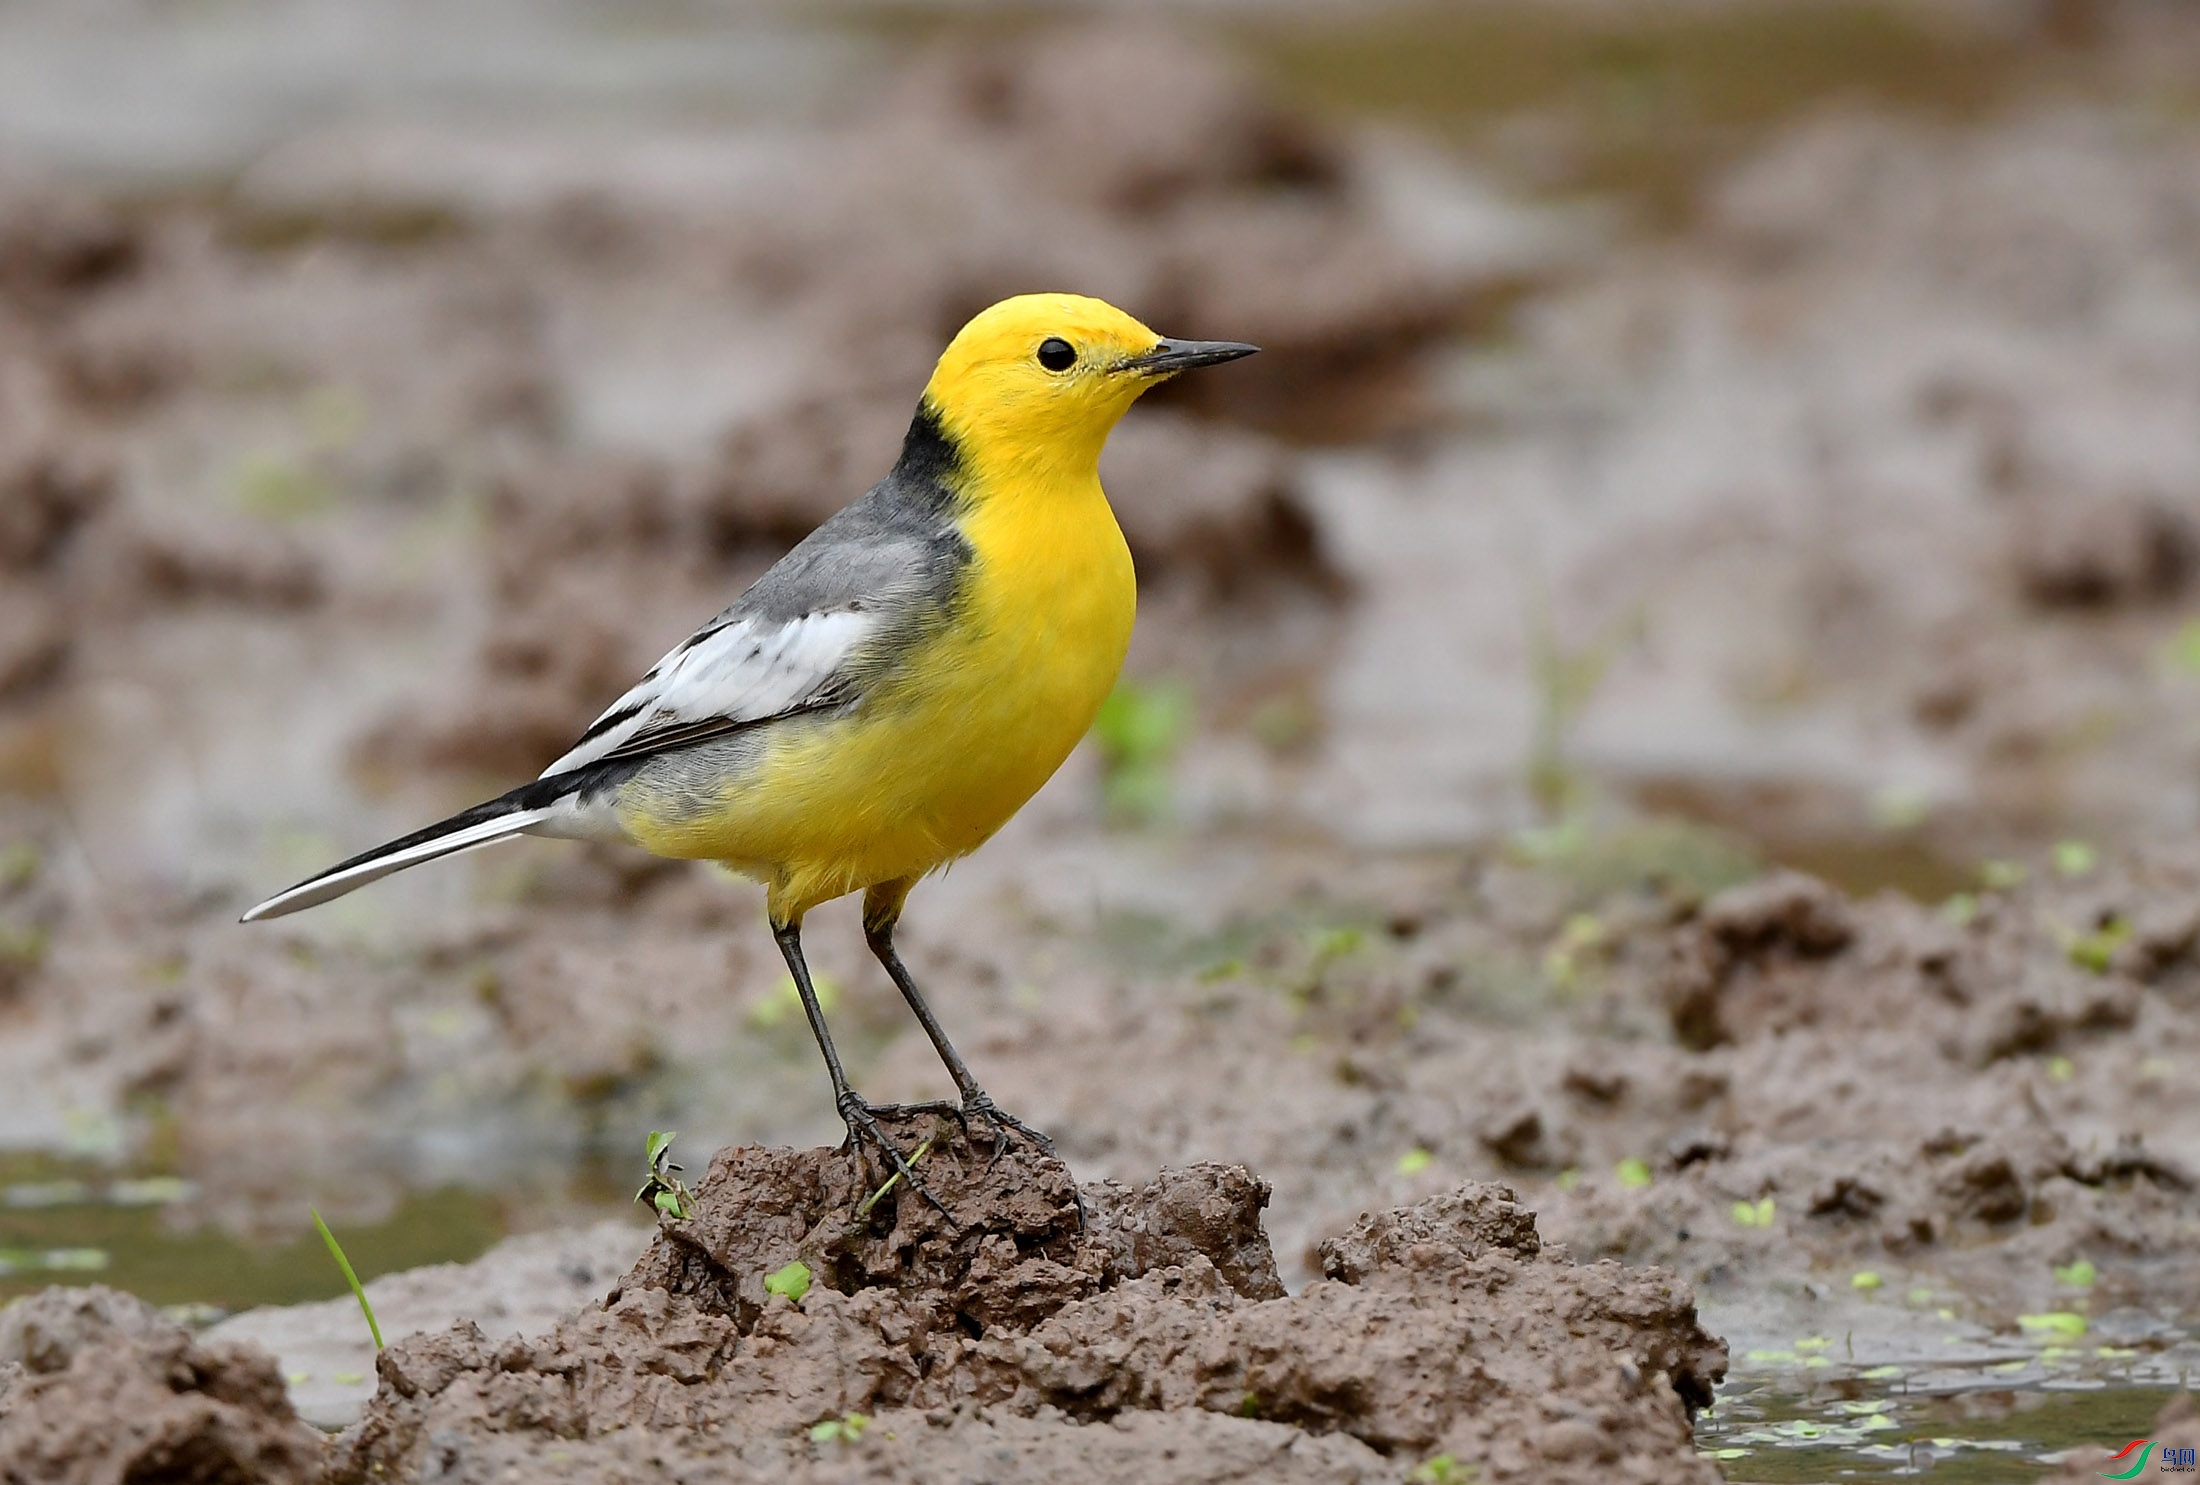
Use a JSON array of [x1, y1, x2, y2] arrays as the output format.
[[311, 1208, 383, 1351], [808, 1412, 870, 1444], [1397, 1147, 1433, 1177], [1555, 1167, 1581, 1191], [635, 1131, 695, 1221], [2053, 1258, 2097, 1288], [233, 453, 334, 521], [2058, 916, 2129, 974], [0, 842, 39, 890], [855, 1139, 934, 1220], [2046, 1054, 2076, 1082], [764, 1261, 812, 1303], [2169, 619, 2200, 674], [1542, 912, 1606, 992], [1869, 785, 1930, 831], [1940, 892, 1978, 926], [1731, 1196, 1775, 1228], [1090, 678, 1193, 824], [1614, 1157, 1652, 1189], [2018, 1311, 2087, 1338], [1524, 599, 1634, 817], [2052, 840, 2098, 878], [749, 974, 839, 1029], [1850, 1270, 1882, 1291], [1979, 858, 2027, 891], [1410, 1455, 1475, 1485]]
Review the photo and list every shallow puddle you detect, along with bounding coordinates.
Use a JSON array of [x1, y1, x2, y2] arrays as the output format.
[[1698, 1291, 2197, 1481], [1701, 1380, 2174, 1481], [0, 1152, 632, 1319]]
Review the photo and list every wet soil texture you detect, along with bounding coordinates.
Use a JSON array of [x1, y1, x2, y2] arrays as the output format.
[[3, 1137, 1728, 1484]]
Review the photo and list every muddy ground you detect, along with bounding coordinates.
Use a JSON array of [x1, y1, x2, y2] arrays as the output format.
[[5, 2, 2200, 1481]]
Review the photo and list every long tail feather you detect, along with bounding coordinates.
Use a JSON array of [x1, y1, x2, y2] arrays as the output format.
[[242, 794, 554, 922]]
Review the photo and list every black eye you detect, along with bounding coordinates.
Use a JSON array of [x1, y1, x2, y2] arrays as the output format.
[[1036, 337, 1076, 372]]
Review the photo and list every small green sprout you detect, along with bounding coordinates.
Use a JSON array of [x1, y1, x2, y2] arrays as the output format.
[[1730, 1196, 1775, 1228], [311, 1208, 383, 1351], [1793, 1337, 1831, 1354], [1859, 1364, 1905, 1380], [1614, 1157, 1653, 1189], [2046, 1054, 2076, 1083], [1869, 785, 1930, 831], [1555, 1167, 1582, 1191], [1308, 925, 1365, 960], [749, 974, 839, 1029], [855, 1138, 934, 1219], [233, 453, 334, 521], [2053, 1258, 2097, 1288], [2167, 618, 2200, 674], [1709, 1448, 1749, 1461], [1410, 1455, 1475, 1485], [0, 842, 39, 890], [1238, 1390, 1261, 1417], [1979, 859, 2027, 891], [2061, 917, 2129, 974], [1850, 1270, 1882, 1291], [808, 1412, 870, 1444], [2052, 840, 2098, 878], [1940, 892, 1979, 926], [1091, 678, 1193, 824], [1397, 1147, 1433, 1177], [764, 1261, 812, 1303], [635, 1131, 695, 1221], [2017, 1311, 2087, 1338], [1542, 912, 1607, 991]]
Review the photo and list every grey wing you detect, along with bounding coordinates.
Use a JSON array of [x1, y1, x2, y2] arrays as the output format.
[[539, 507, 963, 779]]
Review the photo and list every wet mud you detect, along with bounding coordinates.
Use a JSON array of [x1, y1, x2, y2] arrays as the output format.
[[0, 1143, 1727, 1484], [4, 4, 2200, 1482]]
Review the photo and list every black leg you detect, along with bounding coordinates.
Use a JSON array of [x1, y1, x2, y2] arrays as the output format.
[[771, 916, 950, 1220], [861, 892, 1057, 1158]]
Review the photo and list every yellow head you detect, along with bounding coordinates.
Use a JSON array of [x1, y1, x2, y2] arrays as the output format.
[[920, 293, 1256, 487]]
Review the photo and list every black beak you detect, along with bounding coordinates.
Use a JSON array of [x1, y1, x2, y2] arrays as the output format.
[[1118, 338, 1261, 375]]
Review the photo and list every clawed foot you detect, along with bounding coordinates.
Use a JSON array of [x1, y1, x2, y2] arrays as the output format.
[[961, 1091, 1056, 1159], [837, 1092, 953, 1222], [857, 1091, 1082, 1232], [867, 1091, 1056, 1161]]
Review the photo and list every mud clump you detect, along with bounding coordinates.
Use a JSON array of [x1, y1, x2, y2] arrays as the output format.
[[333, 1122, 1725, 1484], [0, 1285, 326, 1485]]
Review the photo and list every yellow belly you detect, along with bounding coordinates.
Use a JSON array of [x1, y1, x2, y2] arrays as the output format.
[[616, 480, 1136, 919]]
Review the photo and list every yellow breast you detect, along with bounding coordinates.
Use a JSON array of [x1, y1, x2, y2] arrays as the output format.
[[621, 473, 1136, 918]]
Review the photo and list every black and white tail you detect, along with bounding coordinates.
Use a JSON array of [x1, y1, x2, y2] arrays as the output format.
[[241, 776, 587, 922]]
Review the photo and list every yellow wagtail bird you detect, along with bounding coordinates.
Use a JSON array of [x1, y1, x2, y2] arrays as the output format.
[[243, 293, 1257, 1205]]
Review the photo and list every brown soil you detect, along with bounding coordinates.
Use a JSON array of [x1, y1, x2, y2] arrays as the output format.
[[4, 5, 2200, 1480], [0, 1285, 325, 1485], [1, 1151, 1727, 1483], [326, 1138, 1723, 1484]]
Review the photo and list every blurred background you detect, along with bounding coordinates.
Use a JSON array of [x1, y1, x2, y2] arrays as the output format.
[[3, 0, 2200, 1456]]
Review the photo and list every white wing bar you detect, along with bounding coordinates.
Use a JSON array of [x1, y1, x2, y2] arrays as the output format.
[[541, 608, 876, 777]]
